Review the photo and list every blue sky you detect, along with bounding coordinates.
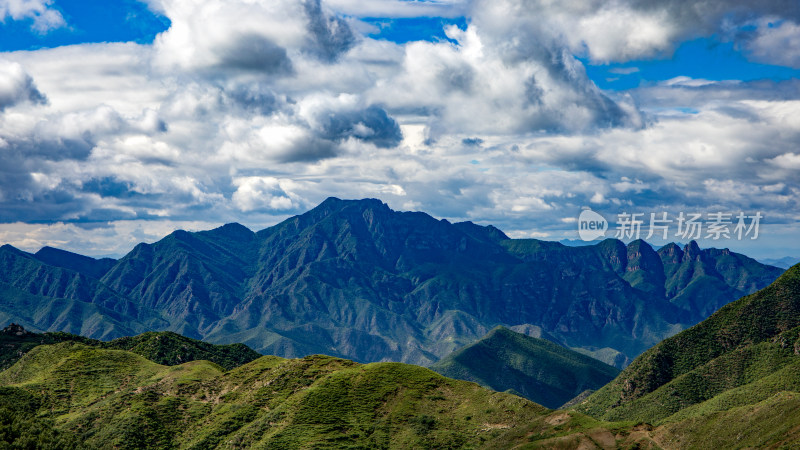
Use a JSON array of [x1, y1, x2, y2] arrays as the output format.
[[4, 3, 798, 89], [0, 0, 169, 50], [0, 0, 798, 259]]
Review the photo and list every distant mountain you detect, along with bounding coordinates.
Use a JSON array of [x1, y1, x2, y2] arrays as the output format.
[[759, 256, 800, 269], [557, 239, 597, 247], [0, 323, 260, 371], [0, 198, 783, 367], [0, 341, 661, 448], [0, 244, 167, 339], [33, 246, 117, 279], [574, 263, 800, 428], [430, 326, 619, 408]]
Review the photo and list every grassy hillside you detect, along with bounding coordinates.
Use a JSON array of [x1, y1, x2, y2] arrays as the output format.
[[0, 324, 261, 371], [0, 342, 662, 449], [4, 330, 800, 448], [653, 391, 800, 448], [0, 386, 83, 449], [105, 331, 262, 370], [431, 326, 619, 409], [574, 263, 800, 425]]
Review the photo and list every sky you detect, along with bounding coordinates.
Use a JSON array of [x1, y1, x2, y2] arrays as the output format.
[[0, 0, 799, 259]]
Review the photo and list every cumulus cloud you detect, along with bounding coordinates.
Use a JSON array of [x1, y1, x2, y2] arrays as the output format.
[[0, 61, 46, 110], [303, 0, 357, 61], [0, 0, 65, 33], [298, 94, 403, 147], [231, 177, 304, 212], [216, 33, 294, 74], [744, 19, 800, 68], [468, 0, 800, 63], [150, 0, 357, 72], [373, 25, 640, 136], [0, 0, 799, 258]]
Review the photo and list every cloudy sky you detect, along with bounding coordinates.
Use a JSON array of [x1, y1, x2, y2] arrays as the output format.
[[0, 0, 799, 259]]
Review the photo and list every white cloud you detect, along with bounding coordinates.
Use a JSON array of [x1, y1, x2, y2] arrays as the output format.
[[0, 60, 45, 110], [744, 19, 800, 68], [231, 177, 303, 212], [768, 152, 800, 169], [0, 0, 799, 258], [0, 0, 65, 33]]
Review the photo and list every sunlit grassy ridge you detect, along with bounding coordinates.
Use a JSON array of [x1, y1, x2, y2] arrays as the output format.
[[574, 263, 800, 442], [0, 326, 261, 372], [0, 342, 664, 449]]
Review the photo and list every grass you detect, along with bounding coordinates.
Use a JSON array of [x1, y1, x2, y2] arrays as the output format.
[[0, 343, 663, 449], [575, 264, 800, 423]]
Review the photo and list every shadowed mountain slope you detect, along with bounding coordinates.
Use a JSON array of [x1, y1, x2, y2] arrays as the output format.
[[430, 326, 619, 408]]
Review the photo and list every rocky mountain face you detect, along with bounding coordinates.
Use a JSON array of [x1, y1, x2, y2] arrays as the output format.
[[0, 198, 784, 367]]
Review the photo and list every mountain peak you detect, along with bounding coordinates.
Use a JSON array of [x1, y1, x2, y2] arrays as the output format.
[[657, 242, 684, 264], [299, 197, 391, 222], [0, 244, 24, 254], [487, 325, 514, 338], [32, 246, 117, 280], [317, 197, 386, 209], [683, 240, 702, 261], [627, 239, 651, 249], [35, 246, 94, 260], [202, 222, 255, 240]]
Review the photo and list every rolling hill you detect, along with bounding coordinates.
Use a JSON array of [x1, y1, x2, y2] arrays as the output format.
[[0, 323, 261, 371], [0, 341, 661, 449], [3, 317, 800, 448], [431, 326, 619, 408]]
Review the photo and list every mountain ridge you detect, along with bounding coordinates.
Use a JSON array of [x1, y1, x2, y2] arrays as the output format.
[[430, 326, 619, 408], [574, 262, 800, 424], [0, 340, 666, 449], [0, 198, 784, 367]]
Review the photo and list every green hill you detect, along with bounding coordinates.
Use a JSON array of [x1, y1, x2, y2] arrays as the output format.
[[0, 342, 660, 449], [431, 326, 619, 409], [574, 263, 800, 427], [0, 323, 261, 371], [5, 323, 800, 448]]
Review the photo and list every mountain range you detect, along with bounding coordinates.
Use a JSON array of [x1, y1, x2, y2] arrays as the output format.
[[0, 197, 784, 368], [759, 256, 800, 269]]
